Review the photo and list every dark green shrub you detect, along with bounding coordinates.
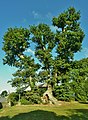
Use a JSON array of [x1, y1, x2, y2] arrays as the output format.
[[23, 90, 42, 104], [0, 102, 3, 109], [1, 90, 8, 97], [30, 93, 42, 104], [10, 101, 15, 106]]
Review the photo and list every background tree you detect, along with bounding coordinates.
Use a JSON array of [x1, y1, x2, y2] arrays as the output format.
[[70, 58, 88, 101]]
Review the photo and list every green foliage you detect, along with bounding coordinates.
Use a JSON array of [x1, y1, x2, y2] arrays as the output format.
[[23, 90, 42, 104], [1, 90, 8, 97], [8, 56, 40, 89], [2, 27, 30, 66], [52, 7, 84, 84], [54, 84, 74, 101], [84, 80, 88, 100], [53, 7, 84, 57], [30, 23, 55, 73], [8, 92, 19, 105], [69, 58, 88, 101], [20, 98, 30, 105]]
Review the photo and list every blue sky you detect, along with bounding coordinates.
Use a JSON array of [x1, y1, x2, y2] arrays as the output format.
[[0, 0, 88, 93]]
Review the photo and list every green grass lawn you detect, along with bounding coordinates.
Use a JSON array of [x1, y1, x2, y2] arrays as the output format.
[[0, 101, 88, 120]]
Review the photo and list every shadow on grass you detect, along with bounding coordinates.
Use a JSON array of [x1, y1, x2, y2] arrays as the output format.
[[79, 101, 88, 104], [0, 109, 88, 120]]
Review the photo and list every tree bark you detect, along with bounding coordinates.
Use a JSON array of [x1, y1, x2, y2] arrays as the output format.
[[42, 84, 59, 105]]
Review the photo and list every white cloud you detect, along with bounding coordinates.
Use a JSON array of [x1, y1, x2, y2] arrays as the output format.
[[32, 11, 41, 19], [32, 11, 53, 22]]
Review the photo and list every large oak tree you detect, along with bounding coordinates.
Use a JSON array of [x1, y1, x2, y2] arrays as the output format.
[[2, 7, 86, 102]]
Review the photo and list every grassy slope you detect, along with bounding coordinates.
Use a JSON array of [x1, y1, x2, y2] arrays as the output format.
[[0, 102, 88, 120]]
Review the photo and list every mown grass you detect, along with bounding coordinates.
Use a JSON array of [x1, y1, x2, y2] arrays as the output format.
[[0, 101, 88, 120]]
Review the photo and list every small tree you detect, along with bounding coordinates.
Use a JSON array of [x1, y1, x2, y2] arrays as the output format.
[[1, 90, 8, 97]]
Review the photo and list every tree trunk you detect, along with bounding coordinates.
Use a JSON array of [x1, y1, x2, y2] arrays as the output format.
[[42, 84, 59, 105]]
